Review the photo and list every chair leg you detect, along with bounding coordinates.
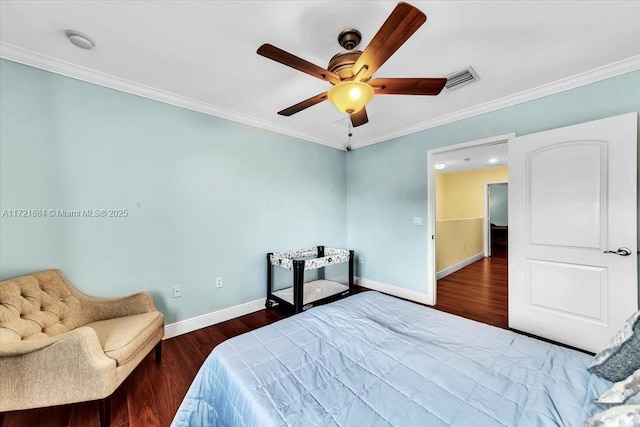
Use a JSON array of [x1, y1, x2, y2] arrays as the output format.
[[154, 340, 162, 362], [99, 396, 111, 427]]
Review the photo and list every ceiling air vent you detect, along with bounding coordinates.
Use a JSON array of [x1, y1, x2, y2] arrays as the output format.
[[444, 67, 480, 91]]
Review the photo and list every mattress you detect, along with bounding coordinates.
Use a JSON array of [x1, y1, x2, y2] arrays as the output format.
[[172, 291, 611, 427], [272, 279, 349, 305]]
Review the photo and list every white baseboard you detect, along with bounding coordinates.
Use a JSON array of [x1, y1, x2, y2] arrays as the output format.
[[164, 298, 265, 339], [356, 277, 432, 305], [436, 252, 485, 280], [164, 275, 437, 339]]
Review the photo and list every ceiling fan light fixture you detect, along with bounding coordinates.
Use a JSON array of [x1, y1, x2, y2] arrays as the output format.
[[327, 81, 374, 114]]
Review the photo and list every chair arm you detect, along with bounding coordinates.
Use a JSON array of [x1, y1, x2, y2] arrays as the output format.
[[0, 326, 108, 358], [0, 334, 59, 357], [79, 291, 159, 321], [0, 327, 117, 411]]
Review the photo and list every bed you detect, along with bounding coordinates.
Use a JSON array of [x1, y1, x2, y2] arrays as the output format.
[[266, 246, 354, 313], [172, 291, 611, 427]]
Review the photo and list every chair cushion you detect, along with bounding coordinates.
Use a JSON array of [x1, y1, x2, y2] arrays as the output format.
[[86, 312, 163, 365]]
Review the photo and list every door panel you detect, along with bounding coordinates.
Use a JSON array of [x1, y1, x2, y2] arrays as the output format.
[[527, 260, 605, 321], [509, 112, 637, 352], [529, 143, 605, 248]]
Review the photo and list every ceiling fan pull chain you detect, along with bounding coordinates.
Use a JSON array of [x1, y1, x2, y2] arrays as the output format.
[[347, 114, 353, 150]]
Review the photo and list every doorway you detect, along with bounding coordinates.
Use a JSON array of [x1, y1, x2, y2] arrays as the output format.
[[432, 164, 509, 328], [426, 133, 514, 315], [485, 182, 508, 257]]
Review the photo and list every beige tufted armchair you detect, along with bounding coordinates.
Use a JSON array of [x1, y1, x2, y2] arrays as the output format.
[[0, 269, 164, 426]]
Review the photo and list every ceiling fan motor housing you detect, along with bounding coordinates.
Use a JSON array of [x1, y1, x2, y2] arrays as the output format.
[[328, 50, 362, 79]]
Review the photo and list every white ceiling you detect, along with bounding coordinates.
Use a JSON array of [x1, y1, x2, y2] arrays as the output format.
[[1, 1, 639, 150], [434, 142, 508, 174]]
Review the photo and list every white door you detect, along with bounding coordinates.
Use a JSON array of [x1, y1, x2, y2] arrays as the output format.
[[509, 112, 637, 353]]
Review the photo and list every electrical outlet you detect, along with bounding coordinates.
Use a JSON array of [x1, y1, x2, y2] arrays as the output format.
[[215, 277, 223, 288], [173, 285, 182, 298]]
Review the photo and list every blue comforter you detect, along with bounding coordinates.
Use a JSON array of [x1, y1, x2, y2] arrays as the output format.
[[172, 291, 610, 426]]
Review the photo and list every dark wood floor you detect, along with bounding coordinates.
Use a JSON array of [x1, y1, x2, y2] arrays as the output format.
[[3, 252, 508, 426], [2, 309, 289, 427], [435, 247, 508, 329]]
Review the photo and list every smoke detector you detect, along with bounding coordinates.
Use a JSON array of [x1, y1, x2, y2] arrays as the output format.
[[65, 30, 95, 50]]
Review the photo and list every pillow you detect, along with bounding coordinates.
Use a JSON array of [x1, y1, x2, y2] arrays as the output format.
[[595, 368, 640, 408], [584, 405, 640, 427], [589, 311, 640, 382]]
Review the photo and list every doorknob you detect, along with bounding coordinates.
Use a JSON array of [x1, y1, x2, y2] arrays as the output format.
[[603, 247, 632, 256]]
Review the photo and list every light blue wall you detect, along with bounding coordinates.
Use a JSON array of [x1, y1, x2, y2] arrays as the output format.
[[2, 59, 639, 320], [347, 70, 640, 294], [489, 183, 508, 226], [0, 59, 347, 323]]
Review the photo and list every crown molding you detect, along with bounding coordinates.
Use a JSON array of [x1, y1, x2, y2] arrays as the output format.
[[349, 55, 640, 150], [0, 43, 344, 150], [2, 42, 638, 152]]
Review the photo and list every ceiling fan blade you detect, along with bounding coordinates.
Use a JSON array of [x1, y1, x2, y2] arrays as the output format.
[[278, 92, 328, 116], [352, 2, 426, 82], [369, 77, 447, 95], [258, 44, 341, 85], [350, 107, 369, 127]]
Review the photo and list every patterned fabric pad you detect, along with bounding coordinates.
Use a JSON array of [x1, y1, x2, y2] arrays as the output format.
[[172, 292, 610, 427], [270, 247, 350, 271]]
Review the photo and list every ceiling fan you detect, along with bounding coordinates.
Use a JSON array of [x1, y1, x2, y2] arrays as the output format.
[[257, 2, 446, 128]]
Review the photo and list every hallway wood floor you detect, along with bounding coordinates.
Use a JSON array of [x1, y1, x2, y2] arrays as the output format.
[[2, 253, 508, 427], [434, 248, 508, 329]]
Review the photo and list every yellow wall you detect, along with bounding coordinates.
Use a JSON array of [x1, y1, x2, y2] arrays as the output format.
[[436, 218, 484, 272], [436, 166, 508, 273], [439, 166, 508, 220], [435, 171, 446, 220]]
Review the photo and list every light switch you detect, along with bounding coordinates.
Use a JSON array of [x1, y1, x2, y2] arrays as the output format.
[[413, 217, 423, 226]]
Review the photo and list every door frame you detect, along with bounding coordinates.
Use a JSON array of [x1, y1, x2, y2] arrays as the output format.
[[426, 133, 515, 305], [484, 181, 508, 257]]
